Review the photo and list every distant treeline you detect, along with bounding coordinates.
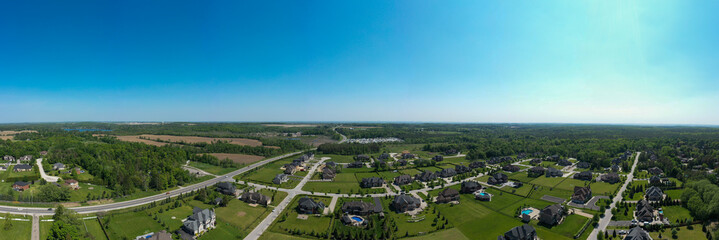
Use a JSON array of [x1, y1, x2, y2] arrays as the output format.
[[317, 143, 381, 155]]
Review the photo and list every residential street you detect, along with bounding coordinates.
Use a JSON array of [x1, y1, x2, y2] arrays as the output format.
[[588, 152, 641, 240]]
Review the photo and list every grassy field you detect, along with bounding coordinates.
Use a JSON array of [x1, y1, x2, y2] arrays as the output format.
[[539, 214, 589, 238], [554, 178, 589, 191], [0, 217, 32, 240], [380, 197, 442, 237], [661, 206, 693, 223], [199, 221, 244, 239], [239, 156, 302, 188], [207, 153, 264, 164], [529, 185, 573, 200], [105, 210, 164, 239], [664, 189, 685, 199], [649, 225, 707, 240], [82, 218, 108, 240], [260, 231, 314, 240], [529, 176, 566, 188], [404, 228, 469, 240], [498, 198, 555, 216], [189, 161, 237, 175], [589, 182, 621, 196], [271, 195, 333, 236]]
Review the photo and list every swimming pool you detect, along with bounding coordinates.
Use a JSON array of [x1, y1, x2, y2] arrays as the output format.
[[351, 216, 364, 223], [479, 192, 487, 196], [521, 209, 533, 215]]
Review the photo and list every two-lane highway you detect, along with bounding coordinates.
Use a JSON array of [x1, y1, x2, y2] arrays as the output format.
[[0, 151, 303, 216]]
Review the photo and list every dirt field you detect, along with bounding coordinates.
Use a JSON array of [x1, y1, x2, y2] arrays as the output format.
[[206, 153, 264, 164], [263, 124, 318, 128], [0, 136, 13, 140], [0, 130, 37, 135], [338, 126, 381, 129], [115, 136, 168, 146], [138, 135, 262, 146]]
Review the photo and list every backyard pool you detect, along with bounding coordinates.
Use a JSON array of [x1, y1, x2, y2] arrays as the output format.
[[351, 216, 364, 223], [479, 192, 487, 196], [521, 209, 533, 215]]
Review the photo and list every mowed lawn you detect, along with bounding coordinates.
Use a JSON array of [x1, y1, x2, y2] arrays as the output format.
[[649, 225, 707, 240], [188, 161, 237, 175], [106, 211, 164, 239], [303, 172, 385, 194], [589, 181, 621, 196], [403, 228, 469, 240], [661, 206, 693, 223], [271, 195, 333, 235], [261, 231, 314, 240], [239, 156, 302, 188], [539, 214, 590, 239], [529, 176, 566, 188], [0, 218, 32, 240]]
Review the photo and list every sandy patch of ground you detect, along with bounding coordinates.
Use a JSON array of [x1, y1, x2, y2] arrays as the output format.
[[263, 124, 318, 128], [0, 136, 13, 140], [137, 134, 262, 146], [87, 199, 114, 205], [236, 211, 247, 217], [206, 153, 264, 164], [338, 126, 381, 129], [0, 130, 38, 135], [115, 136, 168, 146]]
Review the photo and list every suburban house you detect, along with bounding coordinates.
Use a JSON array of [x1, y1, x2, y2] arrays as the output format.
[[645, 186, 664, 201], [502, 165, 520, 172], [322, 168, 336, 180], [0, 165, 6, 171], [272, 174, 289, 185], [341, 200, 382, 215], [347, 161, 364, 168], [391, 194, 421, 213], [438, 168, 457, 178], [216, 182, 237, 196], [623, 226, 652, 240], [240, 192, 271, 206], [283, 163, 299, 175], [356, 154, 371, 161], [297, 197, 325, 214], [647, 167, 663, 175], [488, 173, 508, 185], [445, 149, 459, 155], [396, 159, 408, 166], [497, 224, 538, 240], [528, 166, 545, 177], [148, 230, 172, 240], [611, 164, 621, 172], [576, 162, 591, 169], [393, 175, 413, 186], [14, 164, 32, 172], [64, 179, 80, 190], [545, 168, 563, 177], [340, 214, 365, 227], [574, 171, 593, 181], [601, 172, 621, 184], [52, 163, 65, 171], [324, 161, 337, 168], [529, 158, 542, 165], [436, 188, 460, 203], [538, 204, 565, 226], [475, 191, 492, 201], [460, 181, 482, 193], [557, 159, 572, 166], [12, 181, 30, 191], [649, 175, 662, 185], [378, 153, 390, 160], [181, 207, 216, 237], [19, 155, 33, 162], [432, 155, 444, 162], [635, 199, 654, 222], [572, 186, 592, 204], [401, 153, 415, 159], [3, 155, 14, 162], [360, 177, 385, 188], [469, 161, 486, 169], [415, 171, 437, 182], [455, 165, 471, 174]]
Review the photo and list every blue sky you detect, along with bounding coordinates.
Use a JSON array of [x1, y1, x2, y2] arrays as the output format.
[[1, 1, 717, 124]]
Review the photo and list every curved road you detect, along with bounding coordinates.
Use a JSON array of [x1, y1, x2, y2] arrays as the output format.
[[0, 151, 303, 216], [588, 152, 641, 240]]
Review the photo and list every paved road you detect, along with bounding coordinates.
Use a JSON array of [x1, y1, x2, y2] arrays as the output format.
[[36, 158, 60, 183], [588, 152, 641, 240], [0, 152, 303, 216], [31, 215, 39, 240]]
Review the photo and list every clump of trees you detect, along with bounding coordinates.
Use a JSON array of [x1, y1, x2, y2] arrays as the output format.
[[682, 180, 719, 220]]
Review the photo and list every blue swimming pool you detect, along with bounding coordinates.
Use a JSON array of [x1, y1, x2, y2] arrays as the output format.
[[521, 209, 533, 215], [351, 216, 363, 222], [479, 193, 487, 196]]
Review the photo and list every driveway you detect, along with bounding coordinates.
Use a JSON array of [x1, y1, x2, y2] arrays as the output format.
[[36, 158, 60, 183]]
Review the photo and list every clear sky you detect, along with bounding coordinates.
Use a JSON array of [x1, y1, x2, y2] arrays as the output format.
[[1, 1, 717, 124]]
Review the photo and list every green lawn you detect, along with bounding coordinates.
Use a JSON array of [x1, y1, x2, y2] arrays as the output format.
[[271, 195, 333, 236], [0, 218, 32, 240], [239, 156, 303, 188], [554, 178, 589, 191], [507, 171, 537, 183], [188, 161, 237, 175], [303, 172, 385, 194], [661, 206, 693, 223], [649, 225, 707, 240], [529, 176, 566, 188], [664, 189, 685, 200], [82, 218, 109, 240], [260, 231, 314, 240], [540, 214, 589, 239], [589, 182, 621, 196], [199, 221, 244, 239], [498, 198, 554, 216], [381, 197, 441, 237], [403, 228, 470, 240], [499, 184, 533, 197], [69, 182, 114, 202], [105, 210, 164, 239], [529, 185, 573, 200]]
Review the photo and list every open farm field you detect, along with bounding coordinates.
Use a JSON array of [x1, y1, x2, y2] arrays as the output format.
[[207, 153, 265, 164]]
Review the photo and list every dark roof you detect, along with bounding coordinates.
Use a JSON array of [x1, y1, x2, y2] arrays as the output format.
[[624, 227, 651, 240], [545, 168, 563, 177], [572, 186, 592, 202], [14, 164, 32, 170], [574, 171, 593, 180], [499, 224, 537, 240], [13, 181, 30, 186], [645, 186, 663, 200]]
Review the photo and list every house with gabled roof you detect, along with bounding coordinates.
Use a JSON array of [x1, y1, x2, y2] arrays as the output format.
[[645, 186, 664, 201], [502, 165, 520, 172], [576, 162, 591, 169], [497, 224, 537, 240], [322, 168, 336, 180], [13, 164, 32, 172], [545, 168, 563, 177], [461, 181, 482, 193], [391, 194, 421, 213], [415, 171, 437, 182], [216, 182, 236, 196], [438, 168, 457, 178], [455, 165, 471, 174], [273, 174, 289, 185], [648, 167, 663, 175], [469, 161, 486, 169], [574, 171, 593, 181], [635, 199, 654, 222], [528, 166, 545, 177], [240, 192, 271, 206], [394, 175, 412, 186], [557, 159, 572, 166], [601, 172, 620, 184], [432, 155, 444, 162], [623, 226, 652, 240], [538, 204, 565, 226], [435, 188, 459, 203], [360, 177, 384, 188], [181, 207, 216, 237], [297, 197, 325, 214], [347, 161, 364, 168], [52, 162, 65, 170], [572, 186, 592, 204], [488, 173, 508, 185]]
